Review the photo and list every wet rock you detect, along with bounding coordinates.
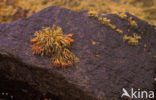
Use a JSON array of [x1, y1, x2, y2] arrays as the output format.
[[0, 6, 156, 100]]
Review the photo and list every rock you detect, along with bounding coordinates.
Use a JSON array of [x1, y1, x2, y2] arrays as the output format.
[[0, 6, 156, 100]]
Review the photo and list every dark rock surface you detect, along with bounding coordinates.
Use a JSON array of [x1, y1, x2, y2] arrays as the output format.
[[0, 6, 156, 100]]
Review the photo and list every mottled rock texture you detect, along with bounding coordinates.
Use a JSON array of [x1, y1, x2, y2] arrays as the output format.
[[0, 6, 156, 100]]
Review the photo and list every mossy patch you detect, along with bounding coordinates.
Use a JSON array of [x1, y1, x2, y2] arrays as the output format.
[[116, 29, 123, 34], [117, 12, 128, 19], [123, 33, 141, 46], [30, 25, 79, 68], [91, 40, 96, 45], [128, 17, 138, 28], [88, 11, 116, 30], [1, 0, 156, 25], [88, 10, 98, 18], [98, 17, 116, 29]]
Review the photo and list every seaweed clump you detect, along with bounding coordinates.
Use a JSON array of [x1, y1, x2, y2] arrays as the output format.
[[30, 25, 79, 68]]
